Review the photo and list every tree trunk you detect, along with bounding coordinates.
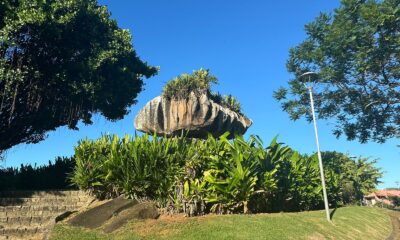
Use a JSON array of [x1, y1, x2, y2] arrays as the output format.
[[243, 201, 248, 214]]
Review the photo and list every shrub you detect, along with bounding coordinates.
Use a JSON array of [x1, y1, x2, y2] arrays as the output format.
[[0, 157, 75, 191], [70, 133, 382, 214], [199, 134, 263, 214], [71, 134, 195, 201], [70, 135, 113, 198], [390, 196, 400, 207]]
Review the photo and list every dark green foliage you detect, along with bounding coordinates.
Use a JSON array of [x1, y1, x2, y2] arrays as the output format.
[[321, 151, 382, 205], [274, 0, 400, 143], [269, 152, 322, 212], [0, 0, 157, 152], [0, 157, 75, 190], [221, 95, 242, 114], [199, 134, 262, 214], [162, 69, 243, 114], [390, 196, 400, 207], [162, 69, 217, 99], [71, 133, 382, 214], [71, 134, 194, 201]]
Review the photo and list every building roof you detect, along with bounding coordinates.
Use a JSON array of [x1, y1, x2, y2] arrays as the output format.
[[365, 190, 400, 199]]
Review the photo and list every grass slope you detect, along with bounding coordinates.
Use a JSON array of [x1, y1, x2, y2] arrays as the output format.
[[50, 206, 392, 240]]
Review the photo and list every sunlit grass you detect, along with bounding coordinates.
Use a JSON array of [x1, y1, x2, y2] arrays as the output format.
[[50, 206, 392, 240]]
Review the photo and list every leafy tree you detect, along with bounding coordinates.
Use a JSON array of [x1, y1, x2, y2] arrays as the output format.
[[274, 0, 400, 143], [321, 151, 382, 204], [0, 0, 157, 152], [390, 196, 400, 207]]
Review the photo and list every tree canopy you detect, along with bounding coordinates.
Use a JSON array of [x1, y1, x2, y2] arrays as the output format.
[[321, 151, 382, 203], [274, 0, 399, 143], [0, 0, 157, 152]]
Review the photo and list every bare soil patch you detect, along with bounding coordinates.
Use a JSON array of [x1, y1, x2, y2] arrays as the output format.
[[387, 211, 400, 240]]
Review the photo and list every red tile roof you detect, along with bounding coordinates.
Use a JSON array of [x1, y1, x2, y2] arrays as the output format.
[[366, 190, 400, 198]]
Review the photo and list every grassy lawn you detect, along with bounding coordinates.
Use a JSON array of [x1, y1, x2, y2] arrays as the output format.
[[50, 206, 392, 240]]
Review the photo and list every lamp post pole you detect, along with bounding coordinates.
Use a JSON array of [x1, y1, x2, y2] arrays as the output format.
[[300, 72, 331, 222]]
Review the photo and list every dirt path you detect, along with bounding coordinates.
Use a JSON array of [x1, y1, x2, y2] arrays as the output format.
[[387, 211, 400, 240]]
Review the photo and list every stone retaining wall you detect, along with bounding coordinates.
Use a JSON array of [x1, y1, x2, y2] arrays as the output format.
[[0, 190, 93, 240]]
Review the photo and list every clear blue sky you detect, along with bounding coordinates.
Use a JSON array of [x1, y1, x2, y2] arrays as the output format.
[[2, 1, 399, 188]]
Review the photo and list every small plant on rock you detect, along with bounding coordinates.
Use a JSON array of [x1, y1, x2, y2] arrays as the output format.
[[162, 68, 218, 99], [162, 68, 243, 115]]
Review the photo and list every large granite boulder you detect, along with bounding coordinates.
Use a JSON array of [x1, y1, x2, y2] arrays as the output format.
[[134, 92, 252, 138], [68, 196, 159, 233], [68, 196, 138, 229]]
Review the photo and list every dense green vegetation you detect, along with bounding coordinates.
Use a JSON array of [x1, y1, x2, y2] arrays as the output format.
[[70, 133, 381, 214], [162, 69, 242, 114], [0, 0, 157, 153], [0, 157, 75, 190], [50, 206, 392, 240], [390, 196, 400, 207], [274, 0, 400, 143], [163, 69, 218, 99]]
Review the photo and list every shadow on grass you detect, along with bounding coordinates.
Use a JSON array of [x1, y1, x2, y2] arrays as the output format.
[[330, 208, 337, 220]]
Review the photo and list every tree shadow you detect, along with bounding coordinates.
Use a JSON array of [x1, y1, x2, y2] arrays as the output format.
[[330, 208, 337, 220], [0, 190, 68, 206]]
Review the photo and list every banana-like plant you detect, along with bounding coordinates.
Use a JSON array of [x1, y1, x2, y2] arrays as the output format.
[[71, 133, 190, 202], [180, 178, 206, 216], [70, 135, 113, 199], [202, 134, 260, 214], [70, 132, 382, 214]]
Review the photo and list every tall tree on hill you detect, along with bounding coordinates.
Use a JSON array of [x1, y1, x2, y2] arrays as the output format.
[[274, 0, 399, 143], [0, 0, 157, 152]]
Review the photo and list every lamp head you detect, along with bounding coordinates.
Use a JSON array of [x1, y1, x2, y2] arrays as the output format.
[[299, 71, 318, 84]]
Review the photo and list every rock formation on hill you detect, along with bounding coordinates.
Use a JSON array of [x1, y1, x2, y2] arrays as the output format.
[[134, 92, 252, 139]]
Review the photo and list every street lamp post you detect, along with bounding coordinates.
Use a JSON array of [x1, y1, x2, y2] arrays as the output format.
[[300, 72, 331, 222]]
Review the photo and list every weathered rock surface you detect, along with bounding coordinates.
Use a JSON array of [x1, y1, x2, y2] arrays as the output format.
[[69, 196, 138, 229], [67, 196, 159, 233], [103, 202, 159, 233], [134, 92, 252, 138]]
